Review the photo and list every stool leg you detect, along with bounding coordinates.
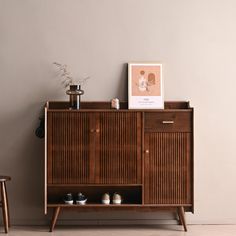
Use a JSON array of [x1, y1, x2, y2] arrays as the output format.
[[0, 182, 9, 233], [4, 182, 10, 227]]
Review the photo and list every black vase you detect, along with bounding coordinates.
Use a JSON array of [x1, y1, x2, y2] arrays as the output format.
[[66, 85, 84, 109]]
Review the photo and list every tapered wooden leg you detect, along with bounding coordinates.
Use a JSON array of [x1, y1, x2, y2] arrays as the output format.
[[4, 182, 10, 227], [178, 206, 187, 232], [50, 207, 60, 232], [0, 182, 9, 233], [177, 208, 183, 225]]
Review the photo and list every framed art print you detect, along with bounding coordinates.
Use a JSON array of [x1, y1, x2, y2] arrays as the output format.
[[128, 62, 163, 109]]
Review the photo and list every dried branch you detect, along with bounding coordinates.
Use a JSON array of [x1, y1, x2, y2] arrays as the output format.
[[53, 62, 90, 88]]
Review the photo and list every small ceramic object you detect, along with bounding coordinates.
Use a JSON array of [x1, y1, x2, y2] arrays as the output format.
[[76, 192, 87, 205], [113, 192, 122, 204], [64, 193, 74, 205], [111, 98, 120, 110], [102, 193, 110, 205]]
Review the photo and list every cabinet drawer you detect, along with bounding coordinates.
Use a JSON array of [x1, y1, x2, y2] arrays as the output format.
[[144, 112, 192, 132]]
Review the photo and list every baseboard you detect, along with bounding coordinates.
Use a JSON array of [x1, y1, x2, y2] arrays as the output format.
[[8, 218, 236, 226], [11, 219, 179, 226]]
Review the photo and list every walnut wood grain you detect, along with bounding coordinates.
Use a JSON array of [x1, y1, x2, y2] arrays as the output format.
[[144, 112, 192, 132], [50, 207, 60, 232], [97, 112, 141, 184], [144, 132, 192, 205], [0, 182, 9, 233], [47, 112, 91, 184], [178, 206, 187, 231], [47, 101, 190, 110], [45, 101, 194, 232]]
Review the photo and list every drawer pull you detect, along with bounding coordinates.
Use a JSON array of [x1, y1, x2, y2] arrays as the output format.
[[145, 150, 149, 154], [162, 120, 174, 124]]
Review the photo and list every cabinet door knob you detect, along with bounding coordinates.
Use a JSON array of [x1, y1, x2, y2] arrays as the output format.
[[145, 150, 149, 154], [90, 129, 94, 133], [95, 129, 100, 133]]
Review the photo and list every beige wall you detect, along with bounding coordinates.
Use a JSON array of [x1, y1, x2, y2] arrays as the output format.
[[1, 0, 236, 225]]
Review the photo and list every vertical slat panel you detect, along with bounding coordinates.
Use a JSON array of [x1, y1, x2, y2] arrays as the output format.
[[47, 112, 90, 184], [99, 112, 141, 184], [147, 132, 191, 204]]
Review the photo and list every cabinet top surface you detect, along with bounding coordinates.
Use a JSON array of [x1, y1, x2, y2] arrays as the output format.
[[45, 101, 193, 112]]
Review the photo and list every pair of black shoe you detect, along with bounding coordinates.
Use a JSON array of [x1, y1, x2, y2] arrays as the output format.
[[64, 193, 87, 205]]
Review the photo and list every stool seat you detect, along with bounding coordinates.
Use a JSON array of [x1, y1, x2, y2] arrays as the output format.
[[0, 176, 11, 182], [0, 175, 11, 233]]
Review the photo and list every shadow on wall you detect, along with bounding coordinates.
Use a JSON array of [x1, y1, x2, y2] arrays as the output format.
[[114, 63, 128, 101], [0, 102, 46, 221]]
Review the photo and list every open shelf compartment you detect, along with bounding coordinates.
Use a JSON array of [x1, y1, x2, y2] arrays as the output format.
[[47, 185, 143, 206]]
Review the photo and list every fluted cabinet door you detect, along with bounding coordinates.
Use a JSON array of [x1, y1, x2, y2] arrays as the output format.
[[144, 132, 192, 205], [47, 112, 92, 184], [96, 112, 142, 184]]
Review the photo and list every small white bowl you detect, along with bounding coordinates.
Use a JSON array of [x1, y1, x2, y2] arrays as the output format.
[[64, 200, 73, 205], [76, 199, 87, 205], [102, 199, 110, 205], [113, 199, 122, 205]]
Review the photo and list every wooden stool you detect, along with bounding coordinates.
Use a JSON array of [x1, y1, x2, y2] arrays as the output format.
[[0, 176, 11, 233]]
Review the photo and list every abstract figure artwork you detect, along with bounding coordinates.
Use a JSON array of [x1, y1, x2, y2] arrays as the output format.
[[128, 63, 163, 109]]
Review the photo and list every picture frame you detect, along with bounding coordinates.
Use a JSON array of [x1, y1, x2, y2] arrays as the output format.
[[128, 62, 163, 109]]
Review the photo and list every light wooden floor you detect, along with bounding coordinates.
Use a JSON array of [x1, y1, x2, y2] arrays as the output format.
[[1, 225, 236, 236]]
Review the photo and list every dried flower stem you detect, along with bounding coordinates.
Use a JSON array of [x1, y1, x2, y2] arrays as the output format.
[[53, 62, 90, 88]]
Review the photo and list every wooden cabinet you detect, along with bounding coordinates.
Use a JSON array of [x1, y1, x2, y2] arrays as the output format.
[[45, 101, 194, 232]]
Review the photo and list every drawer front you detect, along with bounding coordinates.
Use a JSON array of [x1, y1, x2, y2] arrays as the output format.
[[144, 112, 192, 132]]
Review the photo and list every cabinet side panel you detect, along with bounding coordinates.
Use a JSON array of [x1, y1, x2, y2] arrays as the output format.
[[47, 112, 53, 184], [98, 112, 141, 184], [44, 107, 48, 214], [146, 132, 191, 204]]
